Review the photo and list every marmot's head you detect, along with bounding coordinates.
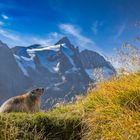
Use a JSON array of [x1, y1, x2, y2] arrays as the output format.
[[29, 88, 44, 98]]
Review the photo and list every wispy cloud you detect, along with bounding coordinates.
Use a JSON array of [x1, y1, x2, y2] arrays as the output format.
[[92, 21, 104, 35], [92, 21, 98, 35], [1, 14, 9, 20], [114, 24, 126, 39], [0, 29, 20, 41], [30, 32, 63, 46], [0, 26, 63, 47], [59, 23, 101, 52]]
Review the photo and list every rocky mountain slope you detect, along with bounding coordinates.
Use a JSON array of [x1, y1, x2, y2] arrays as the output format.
[[0, 41, 32, 104], [80, 49, 116, 81]]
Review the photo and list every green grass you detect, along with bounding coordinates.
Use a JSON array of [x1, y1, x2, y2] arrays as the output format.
[[1, 73, 140, 139], [0, 112, 84, 140]]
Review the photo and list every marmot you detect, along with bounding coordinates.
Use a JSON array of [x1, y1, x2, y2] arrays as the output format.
[[0, 88, 44, 113]]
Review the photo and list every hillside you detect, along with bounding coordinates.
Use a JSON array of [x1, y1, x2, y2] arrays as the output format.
[[1, 72, 140, 140]]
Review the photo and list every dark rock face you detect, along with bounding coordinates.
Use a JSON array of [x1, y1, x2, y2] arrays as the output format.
[[80, 49, 116, 80], [0, 41, 32, 104], [0, 37, 116, 110], [80, 49, 115, 70]]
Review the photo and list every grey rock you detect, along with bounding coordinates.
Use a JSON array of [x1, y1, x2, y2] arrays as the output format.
[[0, 41, 32, 104]]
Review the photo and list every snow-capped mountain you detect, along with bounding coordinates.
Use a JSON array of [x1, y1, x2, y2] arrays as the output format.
[[0, 37, 116, 109], [12, 37, 92, 109]]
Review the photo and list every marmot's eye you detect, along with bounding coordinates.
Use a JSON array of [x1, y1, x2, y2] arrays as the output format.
[[36, 89, 39, 91]]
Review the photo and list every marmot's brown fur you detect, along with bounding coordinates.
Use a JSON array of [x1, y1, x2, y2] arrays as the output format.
[[0, 88, 44, 113]]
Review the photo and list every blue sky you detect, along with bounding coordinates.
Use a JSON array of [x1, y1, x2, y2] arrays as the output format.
[[0, 0, 140, 55]]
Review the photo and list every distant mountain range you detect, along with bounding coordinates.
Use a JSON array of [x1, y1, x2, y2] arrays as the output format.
[[0, 37, 116, 109]]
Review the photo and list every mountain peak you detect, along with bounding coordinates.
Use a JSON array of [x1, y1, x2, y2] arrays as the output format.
[[55, 36, 75, 50], [55, 36, 70, 44]]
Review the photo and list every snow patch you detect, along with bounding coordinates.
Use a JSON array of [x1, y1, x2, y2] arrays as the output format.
[[53, 62, 60, 72], [27, 44, 61, 52], [35, 51, 58, 73], [14, 55, 29, 76], [85, 69, 94, 80], [14, 53, 36, 76]]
